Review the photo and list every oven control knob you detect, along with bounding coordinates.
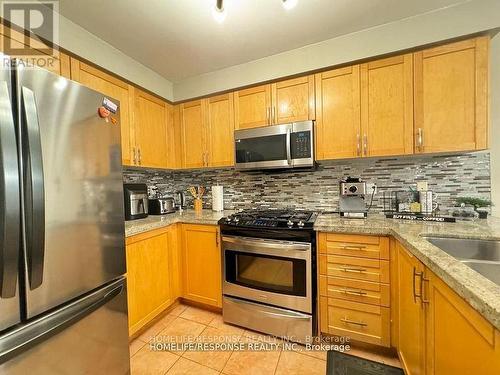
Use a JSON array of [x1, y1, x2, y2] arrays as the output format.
[[297, 220, 305, 228], [287, 220, 294, 228]]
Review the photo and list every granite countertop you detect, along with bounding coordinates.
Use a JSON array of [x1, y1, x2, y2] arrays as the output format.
[[126, 210, 500, 331], [125, 209, 235, 237], [315, 214, 500, 331]]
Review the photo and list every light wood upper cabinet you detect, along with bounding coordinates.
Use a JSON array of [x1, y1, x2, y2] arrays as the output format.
[[271, 75, 315, 125], [234, 77, 314, 130], [425, 268, 500, 375], [414, 37, 489, 153], [181, 224, 222, 308], [70, 58, 133, 166], [179, 100, 206, 169], [234, 84, 272, 129], [206, 93, 235, 167], [134, 89, 168, 168], [315, 66, 361, 160], [360, 54, 414, 157], [179, 94, 235, 169], [167, 104, 182, 169], [126, 228, 173, 336], [0, 24, 71, 78], [396, 243, 426, 375]]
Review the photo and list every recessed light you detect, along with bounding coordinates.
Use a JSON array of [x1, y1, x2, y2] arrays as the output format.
[[212, 0, 226, 23], [282, 0, 298, 10]]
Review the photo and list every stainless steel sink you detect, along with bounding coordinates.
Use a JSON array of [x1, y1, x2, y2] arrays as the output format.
[[422, 236, 500, 286], [422, 236, 500, 262], [460, 261, 500, 286]]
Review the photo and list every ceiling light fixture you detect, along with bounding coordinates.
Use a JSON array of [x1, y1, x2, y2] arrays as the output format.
[[212, 0, 226, 23], [282, 0, 298, 10]]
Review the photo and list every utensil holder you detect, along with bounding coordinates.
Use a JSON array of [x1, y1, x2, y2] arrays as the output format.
[[194, 198, 203, 212]]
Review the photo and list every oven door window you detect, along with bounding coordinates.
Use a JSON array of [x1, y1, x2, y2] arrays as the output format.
[[225, 251, 306, 296], [235, 135, 287, 163]]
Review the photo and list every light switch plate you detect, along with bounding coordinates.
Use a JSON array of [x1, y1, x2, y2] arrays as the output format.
[[417, 181, 428, 191]]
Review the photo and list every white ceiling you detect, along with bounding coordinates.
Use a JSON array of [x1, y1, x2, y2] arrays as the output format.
[[58, 0, 467, 83]]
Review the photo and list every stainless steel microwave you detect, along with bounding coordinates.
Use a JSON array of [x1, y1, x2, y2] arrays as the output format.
[[234, 121, 314, 170]]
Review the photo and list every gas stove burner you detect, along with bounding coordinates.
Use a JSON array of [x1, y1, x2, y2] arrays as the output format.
[[220, 209, 318, 229]]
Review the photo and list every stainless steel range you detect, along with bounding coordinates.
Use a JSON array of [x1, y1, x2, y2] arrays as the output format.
[[218, 209, 318, 343]]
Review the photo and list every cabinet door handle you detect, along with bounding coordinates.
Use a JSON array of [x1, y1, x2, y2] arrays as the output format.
[[132, 147, 137, 165], [363, 134, 368, 156], [340, 317, 367, 327], [272, 106, 276, 124], [417, 128, 424, 151], [138, 148, 141, 165], [356, 134, 361, 156], [340, 266, 367, 273], [338, 288, 367, 296], [340, 244, 366, 250], [420, 273, 430, 305], [215, 231, 219, 247], [413, 268, 425, 303], [266, 107, 270, 123]]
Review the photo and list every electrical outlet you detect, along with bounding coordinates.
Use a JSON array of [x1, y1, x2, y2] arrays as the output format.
[[416, 181, 428, 192], [366, 183, 377, 195]]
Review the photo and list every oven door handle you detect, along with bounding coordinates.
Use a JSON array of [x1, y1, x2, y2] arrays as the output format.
[[222, 236, 311, 252]]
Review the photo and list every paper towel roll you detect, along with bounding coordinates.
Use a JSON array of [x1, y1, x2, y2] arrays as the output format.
[[212, 186, 224, 212]]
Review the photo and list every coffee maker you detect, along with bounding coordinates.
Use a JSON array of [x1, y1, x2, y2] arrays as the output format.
[[339, 177, 368, 218]]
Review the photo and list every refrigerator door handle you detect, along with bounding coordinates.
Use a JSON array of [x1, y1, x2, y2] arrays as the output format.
[[0, 81, 20, 298], [21, 86, 45, 290], [0, 278, 125, 365]]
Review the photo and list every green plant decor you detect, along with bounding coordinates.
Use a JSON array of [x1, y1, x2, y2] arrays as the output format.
[[456, 197, 492, 218]]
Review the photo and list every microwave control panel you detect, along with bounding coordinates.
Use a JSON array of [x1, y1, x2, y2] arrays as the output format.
[[291, 131, 311, 159]]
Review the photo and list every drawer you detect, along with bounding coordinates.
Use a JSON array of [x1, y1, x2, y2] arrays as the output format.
[[319, 275, 390, 307], [320, 297, 390, 347], [318, 233, 389, 260], [319, 254, 390, 283]]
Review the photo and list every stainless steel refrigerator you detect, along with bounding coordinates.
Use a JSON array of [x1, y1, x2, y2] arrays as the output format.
[[0, 57, 130, 374]]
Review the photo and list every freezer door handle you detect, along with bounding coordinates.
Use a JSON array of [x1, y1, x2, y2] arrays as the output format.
[[21, 87, 45, 290], [0, 278, 125, 364], [0, 81, 20, 298]]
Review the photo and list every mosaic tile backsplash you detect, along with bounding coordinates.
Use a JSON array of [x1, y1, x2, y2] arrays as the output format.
[[123, 152, 491, 214]]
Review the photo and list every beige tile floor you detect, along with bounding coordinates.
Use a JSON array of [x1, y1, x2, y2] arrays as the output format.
[[129, 303, 401, 374]]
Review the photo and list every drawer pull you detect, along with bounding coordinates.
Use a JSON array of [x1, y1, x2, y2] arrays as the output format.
[[340, 317, 368, 327], [339, 288, 368, 296], [339, 266, 367, 273], [340, 245, 367, 250]]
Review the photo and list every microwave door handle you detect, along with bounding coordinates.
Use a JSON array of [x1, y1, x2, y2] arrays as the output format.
[[286, 127, 292, 166], [0, 81, 20, 298], [21, 87, 45, 290]]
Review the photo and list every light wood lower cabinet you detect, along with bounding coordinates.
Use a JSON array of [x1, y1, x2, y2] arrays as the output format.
[[318, 233, 391, 347], [181, 224, 222, 307], [394, 241, 500, 375], [126, 227, 175, 336], [425, 268, 500, 375], [396, 242, 426, 375]]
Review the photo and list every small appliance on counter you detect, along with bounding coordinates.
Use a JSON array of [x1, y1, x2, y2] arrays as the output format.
[[339, 177, 368, 218], [212, 185, 224, 212], [123, 183, 148, 221], [174, 191, 186, 211], [148, 197, 176, 215]]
